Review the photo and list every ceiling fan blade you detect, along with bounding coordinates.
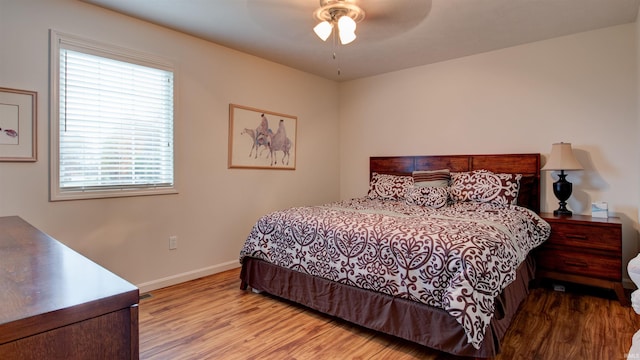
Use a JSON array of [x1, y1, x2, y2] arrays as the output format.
[[355, 0, 432, 40], [247, 0, 314, 17], [364, 0, 431, 22], [247, 0, 320, 39]]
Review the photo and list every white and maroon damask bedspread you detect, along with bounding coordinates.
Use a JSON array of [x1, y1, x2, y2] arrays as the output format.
[[239, 198, 550, 348]]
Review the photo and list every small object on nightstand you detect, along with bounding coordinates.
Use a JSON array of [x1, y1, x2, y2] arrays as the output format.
[[552, 284, 566, 292], [591, 202, 608, 218]]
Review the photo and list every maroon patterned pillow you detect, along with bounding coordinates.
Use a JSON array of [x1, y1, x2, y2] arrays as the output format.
[[367, 173, 414, 200], [405, 186, 449, 208], [450, 170, 522, 205]]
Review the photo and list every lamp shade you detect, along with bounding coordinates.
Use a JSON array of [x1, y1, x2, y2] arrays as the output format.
[[338, 29, 356, 45], [313, 21, 333, 41], [541, 142, 583, 171], [337, 16, 357, 44], [338, 15, 356, 33]]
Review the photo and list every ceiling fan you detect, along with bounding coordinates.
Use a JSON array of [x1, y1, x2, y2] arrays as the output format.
[[312, 0, 366, 45], [247, 0, 432, 44]]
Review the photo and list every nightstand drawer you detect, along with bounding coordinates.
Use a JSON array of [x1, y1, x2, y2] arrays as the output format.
[[536, 248, 621, 281], [546, 223, 621, 252]]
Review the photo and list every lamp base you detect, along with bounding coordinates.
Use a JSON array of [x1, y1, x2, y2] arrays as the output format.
[[553, 207, 573, 216], [552, 171, 573, 217]]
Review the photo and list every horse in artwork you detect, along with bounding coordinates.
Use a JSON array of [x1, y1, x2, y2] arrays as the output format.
[[268, 119, 292, 166], [240, 128, 271, 159]]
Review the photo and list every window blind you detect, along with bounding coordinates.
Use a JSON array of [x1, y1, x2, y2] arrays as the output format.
[[58, 49, 174, 191]]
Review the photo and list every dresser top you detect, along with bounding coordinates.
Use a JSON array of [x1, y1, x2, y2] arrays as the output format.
[[539, 212, 622, 225], [0, 216, 138, 344]]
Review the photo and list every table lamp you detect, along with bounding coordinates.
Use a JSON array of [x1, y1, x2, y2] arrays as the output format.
[[541, 142, 583, 216]]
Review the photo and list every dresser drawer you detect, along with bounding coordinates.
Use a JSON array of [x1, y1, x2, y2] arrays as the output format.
[[536, 248, 621, 281], [546, 223, 621, 253]]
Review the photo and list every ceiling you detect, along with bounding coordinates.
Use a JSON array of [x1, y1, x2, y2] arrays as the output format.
[[82, 0, 639, 82]]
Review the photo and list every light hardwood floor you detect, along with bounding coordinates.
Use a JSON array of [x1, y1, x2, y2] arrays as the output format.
[[139, 268, 640, 360]]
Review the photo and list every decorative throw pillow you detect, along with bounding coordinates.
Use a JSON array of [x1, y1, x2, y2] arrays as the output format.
[[405, 186, 449, 208], [412, 169, 450, 188], [449, 170, 522, 205], [367, 173, 414, 200]]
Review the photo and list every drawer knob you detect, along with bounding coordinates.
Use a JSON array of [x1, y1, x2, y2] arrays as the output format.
[[566, 234, 587, 240]]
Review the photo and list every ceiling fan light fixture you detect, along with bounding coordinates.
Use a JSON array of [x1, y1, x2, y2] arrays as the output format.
[[313, 21, 333, 41], [338, 17, 356, 44], [338, 30, 356, 45], [313, 0, 365, 45], [337, 15, 356, 32]]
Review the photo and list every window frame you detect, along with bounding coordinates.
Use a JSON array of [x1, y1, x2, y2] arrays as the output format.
[[49, 30, 178, 201]]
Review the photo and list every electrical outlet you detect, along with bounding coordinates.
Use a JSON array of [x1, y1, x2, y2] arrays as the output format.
[[169, 235, 178, 250]]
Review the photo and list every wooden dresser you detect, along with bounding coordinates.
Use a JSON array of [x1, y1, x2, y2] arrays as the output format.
[[535, 213, 626, 305], [0, 216, 139, 359]]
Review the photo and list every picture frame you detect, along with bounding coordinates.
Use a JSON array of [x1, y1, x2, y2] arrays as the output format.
[[0, 87, 37, 162], [228, 104, 297, 170]]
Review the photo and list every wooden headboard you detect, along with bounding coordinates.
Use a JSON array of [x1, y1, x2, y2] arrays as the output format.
[[370, 153, 541, 213]]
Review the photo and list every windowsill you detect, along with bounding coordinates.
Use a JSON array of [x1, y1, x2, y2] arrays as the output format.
[[50, 187, 178, 201]]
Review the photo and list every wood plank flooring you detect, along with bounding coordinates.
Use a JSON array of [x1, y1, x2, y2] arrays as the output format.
[[139, 268, 640, 360]]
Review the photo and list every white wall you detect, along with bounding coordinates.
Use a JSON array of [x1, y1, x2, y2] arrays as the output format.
[[339, 24, 639, 284], [0, 0, 340, 292]]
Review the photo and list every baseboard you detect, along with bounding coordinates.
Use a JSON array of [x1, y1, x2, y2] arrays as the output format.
[[137, 260, 240, 294], [136, 263, 638, 295]]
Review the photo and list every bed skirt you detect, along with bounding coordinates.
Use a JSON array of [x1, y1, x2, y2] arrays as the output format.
[[240, 256, 535, 358]]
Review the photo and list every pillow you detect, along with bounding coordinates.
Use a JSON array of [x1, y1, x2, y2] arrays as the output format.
[[449, 170, 522, 205], [412, 169, 450, 188], [367, 173, 414, 200], [405, 186, 449, 208]]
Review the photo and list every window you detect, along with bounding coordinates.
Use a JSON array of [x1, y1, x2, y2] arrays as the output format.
[[50, 30, 176, 200]]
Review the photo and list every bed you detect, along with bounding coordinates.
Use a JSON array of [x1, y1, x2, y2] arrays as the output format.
[[239, 153, 550, 358]]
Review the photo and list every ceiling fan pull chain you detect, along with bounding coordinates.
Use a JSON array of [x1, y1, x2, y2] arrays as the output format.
[[332, 34, 341, 76]]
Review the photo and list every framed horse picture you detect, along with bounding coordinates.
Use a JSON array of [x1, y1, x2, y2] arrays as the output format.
[[228, 104, 297, 170], [0, 87, 37, 162]]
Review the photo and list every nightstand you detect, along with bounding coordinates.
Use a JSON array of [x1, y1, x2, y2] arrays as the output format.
[[535, 213, 627, 305]]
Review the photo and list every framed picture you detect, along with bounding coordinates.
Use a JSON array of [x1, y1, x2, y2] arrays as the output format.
[[0, 87, 37, 162], [228, 104, 297, 170]]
